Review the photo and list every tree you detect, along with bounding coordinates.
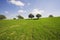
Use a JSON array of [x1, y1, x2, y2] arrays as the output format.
[[0, 15, 6, 20], [36, 14, 41, 19], [13, 18, 16, 20], [49, 15, 53, 17], [28, 14, 34, 19], [17, 15, 24, 19]]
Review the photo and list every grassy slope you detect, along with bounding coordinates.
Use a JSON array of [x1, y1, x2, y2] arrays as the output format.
[[0, 17, 60, 40]]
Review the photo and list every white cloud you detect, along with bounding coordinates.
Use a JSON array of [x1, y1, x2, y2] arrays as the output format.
[[18, 10, 26, 13], [9, 0, 25, 6], [5, 11, 9, 14], [31, 9, 44, 15]]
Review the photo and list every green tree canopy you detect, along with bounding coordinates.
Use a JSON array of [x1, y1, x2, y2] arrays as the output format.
[[17, 15, 24, 19], [13, 18, 16, 20], [28, 14, 34, 19], [0, 15, 6, 20], [49, 15, 53, 17], [36, 14, 41, 19]]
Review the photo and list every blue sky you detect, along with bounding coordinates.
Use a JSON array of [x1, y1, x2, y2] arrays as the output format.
[[0, 0, 60, 19]]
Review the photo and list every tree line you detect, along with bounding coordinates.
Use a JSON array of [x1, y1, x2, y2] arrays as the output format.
[[0, 13, 53, 20]]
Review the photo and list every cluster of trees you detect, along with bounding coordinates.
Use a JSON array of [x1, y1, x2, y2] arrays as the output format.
[[0, 14, 53, 20], [28, 14, 41, 19]]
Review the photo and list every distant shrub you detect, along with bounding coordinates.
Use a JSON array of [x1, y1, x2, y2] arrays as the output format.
[[17, 15, 24, 19], [13, 18, 16, 20], [49, 15, 53, 17]]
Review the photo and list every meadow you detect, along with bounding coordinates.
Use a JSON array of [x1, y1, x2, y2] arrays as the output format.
[[0, 17, 60, 40]]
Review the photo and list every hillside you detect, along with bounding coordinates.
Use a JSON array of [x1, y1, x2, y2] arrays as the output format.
[[0, 17, 60, 40]]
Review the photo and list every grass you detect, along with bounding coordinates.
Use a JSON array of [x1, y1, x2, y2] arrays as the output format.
[[0, 17, 60, 40]]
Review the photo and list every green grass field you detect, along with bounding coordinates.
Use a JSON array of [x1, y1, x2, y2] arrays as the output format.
[[0, 17, 60, 40]]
